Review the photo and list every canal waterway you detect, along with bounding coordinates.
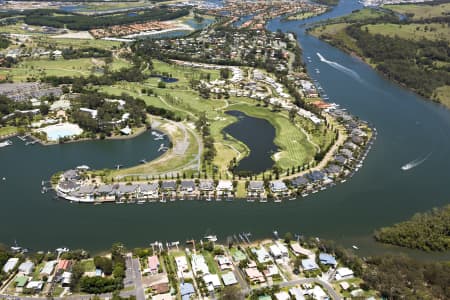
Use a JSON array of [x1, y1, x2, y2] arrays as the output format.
[[223, 110, 277, 174], [1, 0, 449, 259]]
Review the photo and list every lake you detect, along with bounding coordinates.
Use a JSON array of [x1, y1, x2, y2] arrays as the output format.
[[223, 110, 278, 174]]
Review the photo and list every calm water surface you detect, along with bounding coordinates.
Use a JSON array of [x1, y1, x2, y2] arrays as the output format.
[[223, 110, 277, 174], [1, 0, 449, 259]]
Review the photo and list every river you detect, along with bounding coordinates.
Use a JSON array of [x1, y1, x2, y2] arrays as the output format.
[[1, 0, 449, 259]]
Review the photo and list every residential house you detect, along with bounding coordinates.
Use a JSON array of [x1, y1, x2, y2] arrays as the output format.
[[301, 259, 319, 271], [18, 261, 34, 275]]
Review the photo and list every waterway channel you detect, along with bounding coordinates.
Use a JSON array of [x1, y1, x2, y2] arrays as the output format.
[[1, 0, 449, 259]]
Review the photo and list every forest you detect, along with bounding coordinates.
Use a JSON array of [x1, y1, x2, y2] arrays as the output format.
[[345, 25, 450, 101], [374, 204, 450, 251], [23, 7, 189, 30], [362, 255, 450, 299]]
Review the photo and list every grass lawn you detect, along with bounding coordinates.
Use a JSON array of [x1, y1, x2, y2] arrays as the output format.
[[0, 126, 18, 137], [310, 23, 362, 56], [110, 119, 201, 178], [364, 23, 450, 42], [80, 258, 96, 273], [383, 3, 450, 20], [332, 8, 389, 23], [287, 11, 318, 20], [1, 58, 97, 81], [41, 37, 121, 50], [201, 251, 220, 275]]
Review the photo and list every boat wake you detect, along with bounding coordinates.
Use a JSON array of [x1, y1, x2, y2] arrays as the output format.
[[316, 52, 362, 81], [401, 152, 432, 171]]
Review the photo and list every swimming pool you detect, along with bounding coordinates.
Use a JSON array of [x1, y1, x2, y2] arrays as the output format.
[[38, 123, 83, 141]]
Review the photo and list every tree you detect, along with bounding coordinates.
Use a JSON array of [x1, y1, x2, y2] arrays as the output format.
[[284, 232, 293, 244], [221, 285, 244, 300]]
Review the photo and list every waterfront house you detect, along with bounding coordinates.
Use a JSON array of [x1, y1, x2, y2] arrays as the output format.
[[319, 253, 337, 267], [191, 254, 209, 276], [116, 184, 139, 201], [147, 255, 160, 274], [301, 258, 319, 271], [290, 243, 313, 257], [221, 271, 238, 286], [139, 182, 159, 200], [180, 180, 196, 199], [175, 256, 189, 275], [217, 180, 234, 200], [95, 184, 116, 202], [58, 180, 80, 194], [57, 259, 71, 272], [334, 155, 347, 165], [269, 180, 288, 194], [2, 257, 19, 273], [252, 247, 271, 264], [340, 148, 353, 159], [161, 181, 177, 201], [18, 261, 34, 275], [41, 260, 57, 276], [325, 164, 342, 177], [306, 171, 326, 183], [62, 169, 80, 181], [248, 181, 265, 193], [215, 255, 232, 271], [291, 176, 309, 188], [199, 180, 215, 200], [76, 185, 96, 201], [335, 267, 354, 280], [352, 135, 364, 145]]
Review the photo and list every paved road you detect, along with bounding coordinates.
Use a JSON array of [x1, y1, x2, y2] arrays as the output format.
[[278, 278, 342, 300], [130, 258, 145, 300]]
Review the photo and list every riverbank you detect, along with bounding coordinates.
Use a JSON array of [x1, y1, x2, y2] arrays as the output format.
[[308, 5, 450, 108]]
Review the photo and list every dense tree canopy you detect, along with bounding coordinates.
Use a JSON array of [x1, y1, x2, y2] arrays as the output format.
[[374, 205, 450, 251]]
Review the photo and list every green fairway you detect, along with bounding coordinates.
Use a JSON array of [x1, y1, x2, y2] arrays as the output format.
[[1, 58, 98, 82]]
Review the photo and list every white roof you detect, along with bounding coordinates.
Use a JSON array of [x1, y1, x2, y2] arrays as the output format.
[[289, 287, 306, 300], [175, 256, 188, 272], [269, 244, 282, 257], [18, 261, 34, 274], [2, 257, 19, 273], [312, 285, 327, 299], [336, 267, 354, 278], [221, 272, 238, 286], [203, 274, 221, 288], [275, 291, 290, 300], [26, 281, 44, 290], [216, 180, 233, 190], [191, 254, 209, 275], [41, 260, 57, 275]]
